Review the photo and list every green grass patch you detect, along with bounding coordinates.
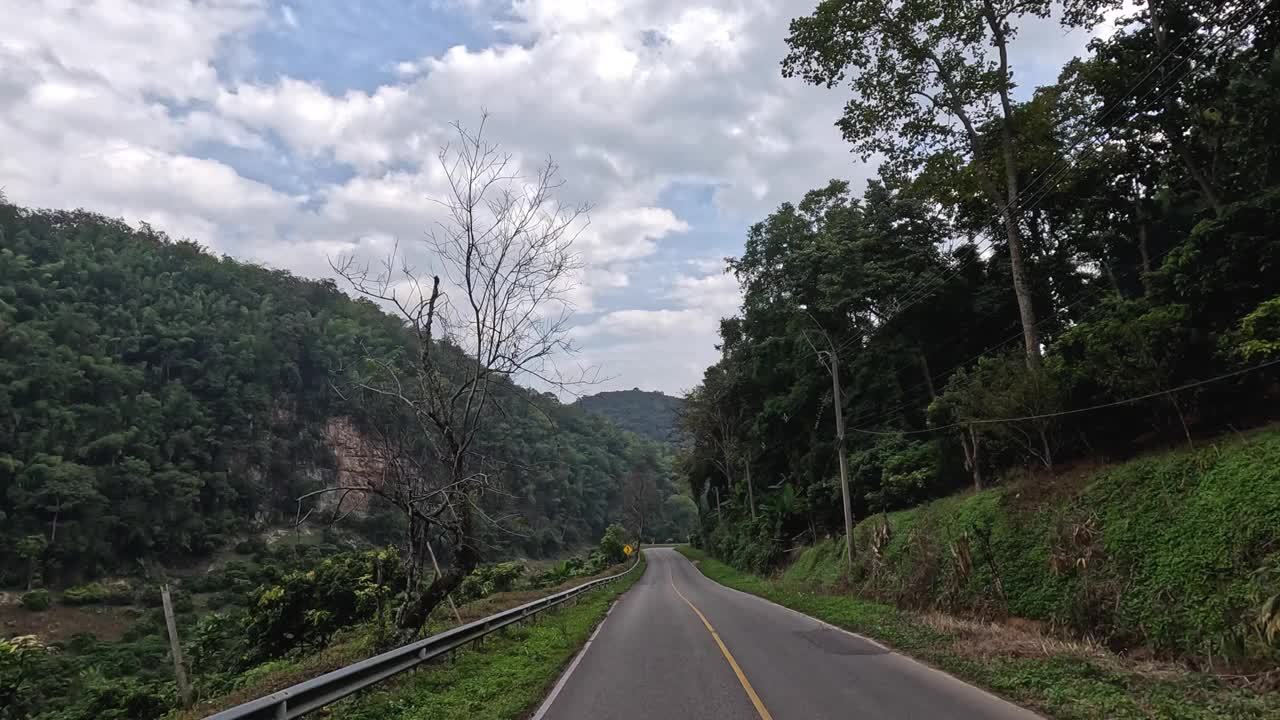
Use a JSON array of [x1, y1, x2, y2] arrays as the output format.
[[819, 426, 1280, 661], [678, 547, 1280, 720], [335, 558, 644, 720]]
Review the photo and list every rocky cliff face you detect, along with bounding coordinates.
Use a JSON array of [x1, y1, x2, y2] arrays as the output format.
[[319, 417, 387, 514]]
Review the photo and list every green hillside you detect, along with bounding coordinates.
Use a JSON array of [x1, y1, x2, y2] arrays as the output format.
[[573, 388, 685, 444], [0, 201, 687, 586]]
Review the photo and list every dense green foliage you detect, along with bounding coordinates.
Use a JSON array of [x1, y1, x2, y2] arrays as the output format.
[[0, 201, 692, 585], [684, 0, 1280, 622], [1, 526, 636, 720], [19, 589, 49, 612], [681, 547, 1280, 719], [777, 427, 1278, 660], [572, 389, 685, 443]]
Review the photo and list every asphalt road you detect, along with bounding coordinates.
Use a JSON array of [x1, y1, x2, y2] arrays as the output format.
[[534, 547, 1039, 720]]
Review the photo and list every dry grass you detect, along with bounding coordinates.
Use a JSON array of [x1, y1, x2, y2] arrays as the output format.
[[0, 598, 136, 643], [919, 611, 1107, 661], [915, 610, 1228, 685]]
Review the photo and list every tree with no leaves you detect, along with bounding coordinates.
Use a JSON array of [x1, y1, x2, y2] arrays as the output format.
[[322, 116, 590, 639]]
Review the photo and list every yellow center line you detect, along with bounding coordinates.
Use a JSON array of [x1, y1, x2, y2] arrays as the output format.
[[669, 567, 775, 720]]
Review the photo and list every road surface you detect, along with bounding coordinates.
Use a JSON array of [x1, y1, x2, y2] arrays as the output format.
[[534, 547, 1038, 720]]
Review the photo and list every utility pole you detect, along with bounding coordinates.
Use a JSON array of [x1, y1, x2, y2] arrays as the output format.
[[801, 310, 856, 573], [826, 346, 855, 572], [160, 584, 192, 708]]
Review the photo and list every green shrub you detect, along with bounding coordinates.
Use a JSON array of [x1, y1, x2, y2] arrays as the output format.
[[599, 523, 628, 565], [20, 588, 51, 611], [817, 426, 1280, 660], [457, 561, 526, 602], [244, 547, 403, 662], [62, 581, 130, 605]]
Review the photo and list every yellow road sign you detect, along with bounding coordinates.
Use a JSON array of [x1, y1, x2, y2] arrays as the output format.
[[623, 544, 634, 556]]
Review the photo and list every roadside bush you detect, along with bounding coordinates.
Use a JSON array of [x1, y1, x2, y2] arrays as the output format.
[[243, 547, 402, 662], [599, 523, 628, 565], [457, 561, 526, 602], [531, 557, 585, 588], [20, 588, 50, 611], [706, 514, 779, 573], [812, 426, 1280, 660], [62, 581, 131, 606]]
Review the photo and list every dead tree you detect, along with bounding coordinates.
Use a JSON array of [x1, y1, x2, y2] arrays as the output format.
[[320, 116, 589, 639], [621, 468, 660, 542]]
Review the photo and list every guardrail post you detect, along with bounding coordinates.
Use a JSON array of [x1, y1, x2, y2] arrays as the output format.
[[206, 556, 640, 720]]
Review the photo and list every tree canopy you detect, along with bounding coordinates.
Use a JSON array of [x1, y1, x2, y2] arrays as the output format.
[[686, 0, 1280, 570], [0, 201, 692, 586]]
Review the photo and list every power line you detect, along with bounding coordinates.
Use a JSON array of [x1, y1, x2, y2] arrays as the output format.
[[844, 233, 1183, 430], [849, 357, 1280, 437]]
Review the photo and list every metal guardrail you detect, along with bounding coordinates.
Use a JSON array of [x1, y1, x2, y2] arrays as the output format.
[[206, 554, 643, 720]]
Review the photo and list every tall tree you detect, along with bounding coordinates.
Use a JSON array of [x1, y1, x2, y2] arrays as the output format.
[[784, 0, 1051, 364]]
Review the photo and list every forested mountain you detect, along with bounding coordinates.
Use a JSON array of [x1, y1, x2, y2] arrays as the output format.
[[0, 200, 685, 586], [573, 389, 685, 443], [684, 1, 1280, 572]]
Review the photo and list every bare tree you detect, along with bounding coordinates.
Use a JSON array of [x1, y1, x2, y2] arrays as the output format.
[[318, 116, 589, 639], [621, 468, 660, 543], [681, 375, 757, 521]]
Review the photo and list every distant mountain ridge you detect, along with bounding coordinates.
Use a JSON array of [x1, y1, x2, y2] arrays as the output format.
[[573, 389, 684, 444]]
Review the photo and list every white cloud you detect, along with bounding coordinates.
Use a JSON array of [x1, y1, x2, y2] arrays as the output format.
[[571, 267, 740, 393], [668, 272, 741, 317], [0, 0, 1092, 394]]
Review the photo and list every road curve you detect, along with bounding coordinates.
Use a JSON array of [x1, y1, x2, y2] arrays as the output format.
[[535, 547, 1039, 720]]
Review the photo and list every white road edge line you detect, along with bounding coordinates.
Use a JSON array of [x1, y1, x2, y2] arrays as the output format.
[[675, 550, 1044, 719], [530, 601, 618, 720]]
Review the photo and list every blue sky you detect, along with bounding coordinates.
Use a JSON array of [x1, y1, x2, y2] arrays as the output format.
[[1, 0, 1092, 395]]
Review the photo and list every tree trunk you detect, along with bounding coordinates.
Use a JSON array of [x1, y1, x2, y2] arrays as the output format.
[[424, 536, 462, 624], [984, 0, 1042, 367], [1039, 425, 1054, 472], [744, 462, 756, 520], [1148, 0, 1224, 217], [961, 426, 984, 492], [1134, 187, 1153, 294], [919, 351, 937, 400], [1105, 262, 1123, 298], [1169, 393, 1195, 451], [395, 502, 477, 638]]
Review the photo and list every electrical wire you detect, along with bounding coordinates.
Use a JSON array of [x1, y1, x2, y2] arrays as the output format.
[[849, 358, 1280, 437]]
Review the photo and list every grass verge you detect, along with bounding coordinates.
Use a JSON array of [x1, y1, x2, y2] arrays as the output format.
[[174, 559, 643, 720], [332, 555, 644, 720], [677, 547, 1279, 720]]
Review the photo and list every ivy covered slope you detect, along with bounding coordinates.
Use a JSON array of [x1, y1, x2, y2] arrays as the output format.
[[572, 388, 685, 444], [783, 427, 1280, 662], [0, 201, 685, 585]]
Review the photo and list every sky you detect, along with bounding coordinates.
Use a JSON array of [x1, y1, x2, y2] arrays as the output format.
[[0, 0, 1096, 397]]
